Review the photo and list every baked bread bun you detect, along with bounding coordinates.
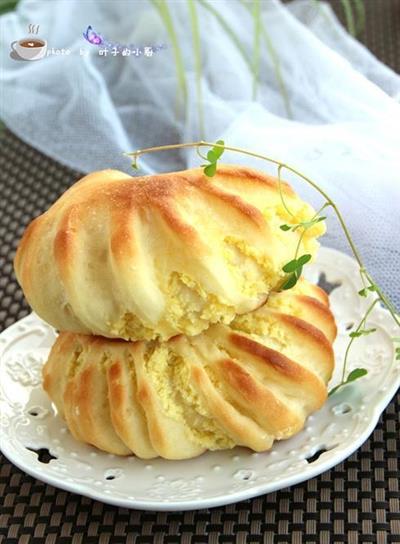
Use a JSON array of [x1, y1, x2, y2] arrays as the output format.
[[43, 279, 336, 459], [15, 166, 324, 340]]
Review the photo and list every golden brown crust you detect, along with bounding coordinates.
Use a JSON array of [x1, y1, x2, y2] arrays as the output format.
[[214, 359, 303, 438], [212, 165, 295, 195], [43, 279, 336, 459], [16, 166, 325, 341]]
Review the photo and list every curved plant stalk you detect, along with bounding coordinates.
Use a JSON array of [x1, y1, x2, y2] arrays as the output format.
[[197, 0, 252, 71], [311, 0, 332, 26], [312, 0, 365, 38], [293, 203, 330, 261], [257, 17, 292, 118], [187, 0, 204, 139], [340, 0, 356, 36], [126, 139, 400, 395], [340, 298, 379, 382], [240, 0, 292, 118], [352, 0, 366, 36], [150, 0, 187, 113], [252, 0, 261, 101], [153, 0, 291, 119]]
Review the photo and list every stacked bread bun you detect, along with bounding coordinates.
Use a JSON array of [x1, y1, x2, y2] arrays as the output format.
[[15, 165, 336, 459]]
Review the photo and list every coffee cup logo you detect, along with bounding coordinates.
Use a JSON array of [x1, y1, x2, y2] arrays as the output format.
[[11, 24, 47, 61]]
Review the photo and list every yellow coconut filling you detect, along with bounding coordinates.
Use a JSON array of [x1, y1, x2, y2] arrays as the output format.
[[144, 345, 234, 449], [109, 198, 324, 341], [267, 290, 311, 318], [67, 347, 85, 379], [158, 246, 277, 340], [223, 237, 280, 294], [231, 312, 290, 354], [109, 313, 156, 341]]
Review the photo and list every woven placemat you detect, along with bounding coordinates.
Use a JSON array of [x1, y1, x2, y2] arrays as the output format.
[[1, 2, 400, 538]]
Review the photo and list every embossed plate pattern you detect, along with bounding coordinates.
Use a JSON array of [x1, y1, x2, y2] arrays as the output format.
[[0, 247, 399, 511]]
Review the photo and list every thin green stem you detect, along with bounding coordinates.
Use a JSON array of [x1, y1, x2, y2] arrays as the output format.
[[277, 164, 295, 217], [311, 0, 332, 26], [353, 0, 366, 36], [150, 0, 187, 113], [340, 0, 356, 36], [252, 0, 261, 101], [293, 203, 330, 260], [241, 0, 292, 117], [294, 228, 308, 262], [198, 0, 252, 71], [187, 0, 204, 139], [195, 146, 208, 161], [364, 270, 399, 326], [312, 0, 365, 38], [341, 298, 380, 382], [126, 139, 400, 331], [259, 22, 292, 117]]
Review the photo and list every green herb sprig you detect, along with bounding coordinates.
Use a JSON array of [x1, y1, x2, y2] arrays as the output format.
[[281, 254, 311, 290], [327, 297, 380, 395], [200, 139, 225, 176], [150, 0, 187, 115], [278, 205, 329, 291], [328, 368, 368, 397], [126, 140, 400, 396], [280, 216, 326, 232]]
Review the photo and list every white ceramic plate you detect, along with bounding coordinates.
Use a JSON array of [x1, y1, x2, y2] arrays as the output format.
[[0, 247, 399, 511]]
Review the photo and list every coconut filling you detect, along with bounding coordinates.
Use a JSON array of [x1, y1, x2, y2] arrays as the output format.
[[106, 198, 323, 341], [108, 240, 278, 341], [144, 344, 235, 450]]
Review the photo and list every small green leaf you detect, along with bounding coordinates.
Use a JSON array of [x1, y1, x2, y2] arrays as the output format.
[[328, 367, 368, 396], [358, 285, 377, 297], [207, 150, 217, 162], [300, 216, 326, 229], [280, 224, 292, 231], [131, 161, 139, 170], [204, 162, 217, 177], [350, 328, 376, 338], [346, 368, 368, 382], [282, 259, 299, 273], [395, 347, 400, 360], [281, 273, 297, 290], [328, 385, 341, 397], [297, 254, 312, 267], [283, 254, 310, 274], [212, 140, 225, 159], [361, 328, 376, 335], [202, 140, 224, 178]]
